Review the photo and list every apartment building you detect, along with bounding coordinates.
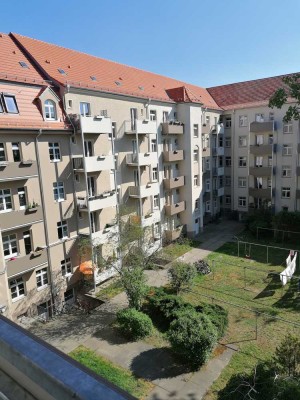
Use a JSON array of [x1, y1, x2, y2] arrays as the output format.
[[0, 32, 299, 322]]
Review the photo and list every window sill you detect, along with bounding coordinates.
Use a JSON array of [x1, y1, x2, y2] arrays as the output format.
[[12, 295, 25, 303], [55, 199, 65, 203], [50, 160, 61, 163], [37, 285, 49, 292], [0, 209, 13, 214]]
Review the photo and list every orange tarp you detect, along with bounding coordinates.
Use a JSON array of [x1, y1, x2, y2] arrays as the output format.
[[79, 261, 94, 275]]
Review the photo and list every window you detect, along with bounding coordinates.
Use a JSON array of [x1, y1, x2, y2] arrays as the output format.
[[282, 187, 291, 199], [194, 175, 199, 186], [12, 142, 21, 162], [3, 234, 18, 258], [225, 157, 231, 167], [225, 195, 231, 205], [80, 102, 90, 116], [256, 135, 264, 145], [224, 136, 231, 148], [153, 194, 159, 208], [9, 277, 25, 300], [90, 76, 97, 81], [58, 68, 66, 75], [0, 100, 3, 113], [206, 201, 211, 212], [75, 174, 80, 183], [268, 156, 272, 167], [193, 149, 199, 162], [282, 144, 292, 156], [151, 139, 157, 152], [239, 115, 248, 127], [267, 178, 272, 188], [255, 113, 264, 122], [205, 115, 210, 126], [205, 158, 210, 171], [3, 94, 19, 114], [36, 268, 48, 289], [18, 187, 26, 209], [154, 222, 160, 237], [255, 156, 263, 167], [195, 198, 199, 210], [239, 136, 247, 147], [163, 111, 169, 122], [109, 122, 116, 139], [23, 230, 32, 255], [68, 99, 73, 108], [193, 124, 199, 137], [282, 206, 289, 211], [149, 110, 157, 121], [99, 109, 108, 117], [64, 289, 74, 303], [61, 258, 72, 276], [57, 221, 68, 240], [283, 122, 293, 134], [225, 176, 231, 186], [238, 197, 247, 207], [53, 182, 65, 202], [44, 100, 57, 120], [268, 134, 273, 144], [48, 142, 61, 161], [282, 166, 291, 178], [0, 189, 12, 212], [269, 112, 274, 121], [173, 111, 177, 120], [255, 177, 263, 189], [152, 167, 158, 181], [225, 117, 231, 128], [0, 143, 6, 161], [239, 157, 247, 167], [238, 177, 247, 188], [205, 179, 210, 192]]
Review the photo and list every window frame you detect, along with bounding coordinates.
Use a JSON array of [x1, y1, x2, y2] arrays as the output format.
[[239, 156, 247, 168], [149, 110, 157, 121], [225, 157, 231, 167], [282, 144, 292, 156], [61, 258, 72, 276], [282, 165, 292, 178], [283, 122, 293, 134], [239, 115, 248, 127], [238, 177, 247, 188], [239, 136, 247, 147], [36, 267, 49, 290], [0, 189, 13, 213], [80, 102, 91, 117], [281, 187, 291, 199], [53, 182, 65, 202], [57, 220, 68, 240], [48, 142, 61, 162], [3, 233, 18, 259], [9, 277, 25, 301], [238, 196, 247, 207], [44, 99, 57, 121], [2, 93, 19, 114]]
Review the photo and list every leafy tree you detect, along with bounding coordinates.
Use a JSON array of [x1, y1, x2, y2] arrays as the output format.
[[117, 308, 153, 340], [118, 264, 148, 310], [274, 333, 300, 377], [168, 262, 196, 294], [269, 73, 300, 122], [168, 309, 217, 367]]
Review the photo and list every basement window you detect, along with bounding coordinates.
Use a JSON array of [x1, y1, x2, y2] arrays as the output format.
[[19, 61, 29, 68], [58, 68, 66, 75]]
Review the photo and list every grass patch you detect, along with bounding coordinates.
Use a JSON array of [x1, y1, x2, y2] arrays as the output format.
[[160, 238, 201, 261], [180, 236, 300, 400], [70, 346, 153, 399], [96, 279, 123, 300]]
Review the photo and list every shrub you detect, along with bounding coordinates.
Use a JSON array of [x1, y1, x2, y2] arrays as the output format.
[[196, 303, 228, 339], [117, 308, 153, 340], [119, 265, 148, 310], [168, 309, 217, 367], [168, 262, 197, 294]]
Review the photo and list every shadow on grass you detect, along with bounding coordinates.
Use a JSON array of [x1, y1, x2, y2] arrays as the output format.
[[253, 273, 282, 300], [92, 325, 129, 345], [273, 277, 300, 312], [130, 347, 191, 380]]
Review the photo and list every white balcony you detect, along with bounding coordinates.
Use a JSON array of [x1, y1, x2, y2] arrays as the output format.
[[142, 209, 161, 227], [92, 224, 119, 246], [125, 119, 157, 135], [128, 182, 159, 198], [77, 191, 117, 212], [80, 115, 112, 134], [73, 155, 115, 172], [126, 152, 158, 167], [95, 261, 120, 285]]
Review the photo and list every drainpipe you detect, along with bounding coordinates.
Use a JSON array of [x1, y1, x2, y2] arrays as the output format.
[[35, 129, 55, 307]]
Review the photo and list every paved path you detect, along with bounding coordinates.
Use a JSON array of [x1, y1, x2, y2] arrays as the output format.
[[29, 220, 244, 400]]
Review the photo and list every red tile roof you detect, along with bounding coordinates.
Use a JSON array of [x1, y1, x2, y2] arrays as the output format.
[[11, 33, 221, 110], [207, 74, 294, 110], [0, 33, 49, 85]]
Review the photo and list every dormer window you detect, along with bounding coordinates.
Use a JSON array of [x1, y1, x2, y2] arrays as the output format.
[[45, 100, 57, 120]]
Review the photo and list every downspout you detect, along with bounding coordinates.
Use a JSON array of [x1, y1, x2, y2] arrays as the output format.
[[231, 110, 235, 215], [35, 129, 55, 306]]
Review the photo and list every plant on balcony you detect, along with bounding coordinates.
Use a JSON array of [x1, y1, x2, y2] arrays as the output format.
[[144, 210, 153, 219], [27, 200, 39, 211]]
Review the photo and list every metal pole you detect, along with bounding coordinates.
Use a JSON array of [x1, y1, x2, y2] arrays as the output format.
[[267, 246, 269, 264], [244, 266, 246, 289], [238, 241, 240, 258], [212, 260, 215, 280], [255, 312, 258, 340], [256, 226, 259, 240]]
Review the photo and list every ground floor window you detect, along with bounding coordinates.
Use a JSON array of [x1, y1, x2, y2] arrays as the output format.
[[9, 277, 25, 300], [64, 288, 74, 303]]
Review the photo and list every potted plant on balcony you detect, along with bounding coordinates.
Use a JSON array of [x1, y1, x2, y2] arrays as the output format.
[[27, 201, 39, 213], [144, 211, 153, 219]]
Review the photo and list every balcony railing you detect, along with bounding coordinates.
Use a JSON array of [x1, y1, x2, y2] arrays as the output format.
[[6, 248, 47, 279], [249, 167, 272, 176], [161, 121, 184, 135], [250, 121, 275, 133], [72, 155, 115, 172], [165, 201, 185, 216], [212, 147, 224, 156], [212, 167, 224, 176], [77, 190, 117, 211], [126, 152, 158, 166], [165, 225, 183, 241], [163, 149, 184, 162], [0, 161, 38, 182], [128, 182, 159, 198], [163, 176, 184, 190], [249, 188, 272, 199], [79, 115, 112, 134], [0, 207, 43, 232], [125, 119, 157, 134], [249, 144, 273, 155]]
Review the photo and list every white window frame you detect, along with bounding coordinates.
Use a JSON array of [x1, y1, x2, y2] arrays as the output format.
[[193, 149, 199, 162], [205, 179, 210, 192], [3, 234, 18, 259], [238, 177, 247, 188], [153, 194, 159, 209], [205, 201, 211, 212], [152, 167, 158, 182], [193, 124, 199, 137], [80, 102, 91, 117], [194, 175, 199, 186], [9, 277, 25, 301], [151, 139, 157, 152], [225, 137, 231, 147], [255, 113, 264, 122], [44, 100, 57, 120], [281, 187, 291, 199], [282, 166, 291, 178], [0, 189, 13, 213], [0, 143, 6, 161], [238, 196, 247, 207], [149, 110, 157, 121], [282, 144, 292, 156], [239, 115, 248, 127], [36, 267, 49, 290], [57, 221, 68, 240], [49, 142, 61, 162], [225, 117, 231, 128], [18, 187, 26, 209], [283, 122, 293, 134], [53, 182, 65, 202], [195, 198, 199, 210], [61, 258, 72, 276], [239, 157, 247, 167], [239, 136, 247, 147]]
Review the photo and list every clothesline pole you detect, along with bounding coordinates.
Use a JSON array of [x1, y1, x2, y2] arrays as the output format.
[[267, 246, 269, 264]]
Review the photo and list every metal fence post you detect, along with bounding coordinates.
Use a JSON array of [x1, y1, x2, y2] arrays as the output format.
[[267, 246, 269, 264]]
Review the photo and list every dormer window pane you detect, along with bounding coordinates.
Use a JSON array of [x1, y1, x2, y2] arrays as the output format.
[[45, 100, 57, 120]]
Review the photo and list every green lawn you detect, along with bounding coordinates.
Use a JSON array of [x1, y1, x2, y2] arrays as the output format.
[[96, 279, 123, 300], [69, 346, 153, 399], [160, 238, 201, 261], [180, 239, 300, 400]]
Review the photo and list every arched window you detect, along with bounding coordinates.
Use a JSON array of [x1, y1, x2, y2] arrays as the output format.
[[45, 100, 57, 120]]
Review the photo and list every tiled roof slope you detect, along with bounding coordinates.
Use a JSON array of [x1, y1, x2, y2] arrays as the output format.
[[0, 33, 48, 84], [207, 74, 294, 110], [11, 33, 221, 110]]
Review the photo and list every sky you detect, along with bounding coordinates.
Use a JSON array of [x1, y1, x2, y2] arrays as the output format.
[[2, 0, 300, 88]]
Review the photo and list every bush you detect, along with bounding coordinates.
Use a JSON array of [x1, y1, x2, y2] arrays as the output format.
[[119, 265, 148, 310], [168, 262, 197, 294], [196, 303, 228, 339], [117, 308, 153, 340], [168, 309, 217, 367]]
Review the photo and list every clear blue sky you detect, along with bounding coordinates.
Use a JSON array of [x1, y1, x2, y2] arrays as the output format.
[[2, 0, 300, 87]]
